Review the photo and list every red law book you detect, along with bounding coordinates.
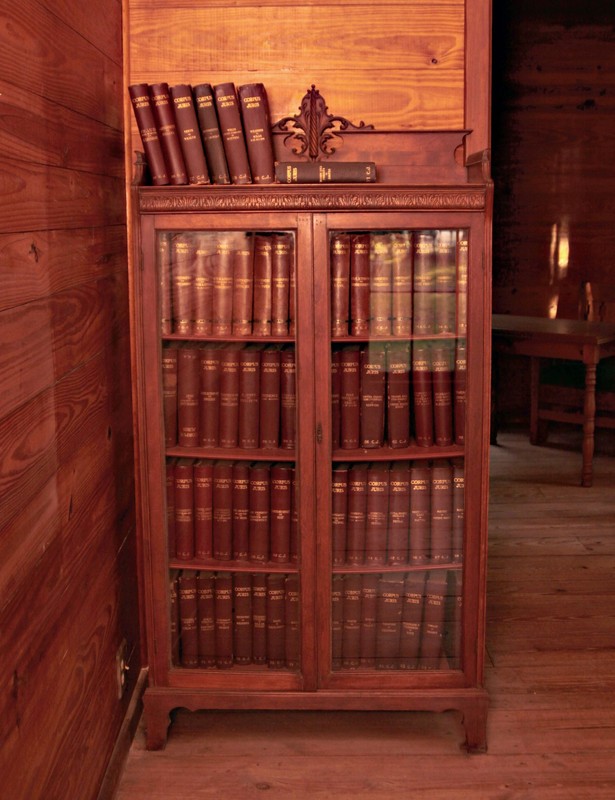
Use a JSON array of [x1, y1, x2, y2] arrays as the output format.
[[331, 349, 341, 449], [412, 231, 436, 336], [231, 462, 250, 561], [289, 467, 299, 564], [412, 341, 434, 447], [331, 463, 349, 567], [157, 231, 173, 334], [252, 234, 273, 336], [214, 572, 234, 668], [259, 347, 281, 449], [218, 347, 240, 448], [331, 574, 344, 669], [213, 82, 252, 185], [238, 346, 261, 449], [399, 571, 426, 669], [390, 230, 413, 336], [169, 570, 180, 665], [285, 575, 300, 669], [171, 233, 194, 335], [162, 346, 178, 447], [349, 233, 370, 336], [166, 459, 176, 559], [364, 462, 390, 566], [233, 572, 253, 665], [419, 570, 448, 669], [193, 460, 214, 560], [267, 573, 287, 668], [386, 342, 411, 449], [409, 462, 431, 566], [434, 229, 457, 334], [199, 346, 220, 448], [148, 82, 187, 185], [251, 573, 268, 665], [445, 570, 463, 668], [369, 232, 392, 335], [341, 573, 362, 668], [430, 460, 453, 564], [212, 235, 234, 336], [346, 463, 368, 565], [196, 571, 216, 667], [339, 346, 360, 449], [270, 463, 292, 563], [271, 232, 292, 335], [177, 346, 200, 448], [249, 462, 271, 562], [193, 235, 214, 335], [451, 459, 464, 564], [238, 83, 275, 184], [360, 343, 386, 448], [359, 573, 379, 667], [178, 570, 198, 666], [212, 461, 233, 561], [192, 83, 231, 185], [330, 232, 351, 336], [456, 230, 469, 336], [454, 339, 467, 445], [280, 347, 296, 450], [174, 459, 194, 561], [375, 573, 404, 669], [288, 235, 296, 336], [431, 343, 454, 447], [169, 84, 210, 184], [128, 84, 168, 186], [232, 235, 254, 336], [387, 461, 411, 565]]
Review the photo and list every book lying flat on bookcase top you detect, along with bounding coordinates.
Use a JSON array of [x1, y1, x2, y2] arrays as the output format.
[[276, 161, 377, 184]]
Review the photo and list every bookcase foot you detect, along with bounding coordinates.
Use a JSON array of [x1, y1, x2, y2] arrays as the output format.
[[460, 699, 488, 753], [143, 695, 172, 750]]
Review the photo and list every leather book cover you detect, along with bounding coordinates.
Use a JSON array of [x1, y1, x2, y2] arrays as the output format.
[[232, 236, 254, 336], [399, 571, 426, 669], [169, 84, 210, 184], [148, 82, 188, 184], [360, 343, 386, 448], [280, 347, 296, 450], [391, 231, 413, 336], [331, 349, 341, 449], [171, 233, 194, 335], [238, 346, 261, 449], [196, 571, 216, 668], [346, 463, 368, 565], [431, 343, 454, 447], [166, 459, 176, 559], [434, 229, 456, 336], [364, 462, 390, 566], [413, 231, 436, 292], [128, 83, 169, 185], [290, 467, 299, 564], [341, 573, 362, 668], [169, 570, 180, 665], [419, 570, 448, 669], [157, 231, 173, 334], [456, 229, 469, 335], [454, 339, 467, 445], [412, 290, 435, 336], [252, 234, 273, 336], [266, 573, 287, 668], [212, 235, 234, 336], [452, 459, 464, 564], [193, 236, 214, 335], [331, 574, 344, 669], [177, 346, 200, 448], [434, 291, 456, 335], [214, 572, 234, 668], [238, 83, 275, 184], [330, 233, 351, 336], [251, 573, 268, 664], [194, 460, 214, 560], [349, 233, 370, 336], [412, 341, 434, 447], [213, 82, 252, 184], [288, 236, 296, 336], [387, 461, 411, 565], [386, 342, 411, 449], [233, 572, 253, 665], [259, 347, 281, 448], [369, 233, 392, 335], [162, 346, 178, 447], [285, 574, 300, 669], [339, 346, 360, 449], [375, 573, 404, 669], [445, 570, 462, 668], [409, 462, 431, 566], [174, 459, 194, 560], [218, 347, 240, 448], [212, 461, 233, 561], [249, 462, 271, 562], [275, 161, 376, 183], [231, 462, 250, 561], [359, 573, 379, 667], [270, 463, 292, 563], [430, 460, 453, 564], [192, 83, 231, 185], [271, 232, 292, 336], [331, 463, 349, 566], [199, 346, 220, 448], [178, 570, 199, 666]]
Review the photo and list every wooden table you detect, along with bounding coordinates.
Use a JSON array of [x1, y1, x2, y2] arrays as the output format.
[[492, 313, 615, 487]]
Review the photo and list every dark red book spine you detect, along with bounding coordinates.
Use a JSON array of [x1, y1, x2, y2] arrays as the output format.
[[193, 237, 214, 336], [218, 348, 240, 448], [170, 84, 210, 184], [158, 231, 173, 334], [346, 463, 368, 565], [238, 83, 275, 184], [251, 573, 268, 665], [434, 229, 456, 334], [214, 573, 234, 668], [213, 235, 234, 337], [359, 573, 379, 667], [289, 467, 299, 564], [238, 347, 261, 449], [349, 233, 370, 336], [369, 233, 392, 335], [169, 570, 180, 665], [280, 347, 296, 450], [387, 461, 411, 565], [376, 573, 404, 669], [212, 461, 233, 561], [399, 571, 426, 669], [174, 459, 194, 561], [412, 341, 434, 447], [166, 459, 176, 559], [252, 234, 273, 336], [232, 462, 250, 561], [178, 570, 198, 666], [288, 236, 296, 336], [177, 346, 200, 448], [285, 574, 300, 669], [193, 83, 231, 185], [331, 349, 341, 449], [128, 83, 169, 185], [431, 343, 454, 447], [456, 230, 469, 336], [199, 346, 220, 448], [341, 574, 362, 668], [249, 462, 270, 562], [193, 460, 213, 560], [413, 291, 435, 336], [412, 231, 436, 336], [330, 233, 350, 336], [419, 571, 448, 669], [386, 342, 411, 449], [232, 237, 254, 336], [196, 571, 216, 668], [454, 339, 467, 445], [430, 460, 453, 564], [162, 346, 178, 447], [331, 463, 349, 566], [171, 233, 194, 335], [452, 459, 465, 564], [275, 161, 376, 183], [331, 574, 344, 669], [360, 343, 386, 448], [233, 572, 253, 665], [364, 462, 390, 566], [213, 82, 252, 184], [259, 347, 281, 448], [149, 82, 187, 185], [271, 232, 292, 335], [339, 346, 360, 449], [409, 462, 431, 566], [391, 231, 413, 336], [270, 463, 292, 563], [267, 573, 286, 668]]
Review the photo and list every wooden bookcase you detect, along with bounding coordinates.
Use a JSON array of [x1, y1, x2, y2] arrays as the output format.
[[130, 131, 492, 752]]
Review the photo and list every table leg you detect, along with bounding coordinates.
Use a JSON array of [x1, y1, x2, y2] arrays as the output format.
[[582, 361, 597, 487]]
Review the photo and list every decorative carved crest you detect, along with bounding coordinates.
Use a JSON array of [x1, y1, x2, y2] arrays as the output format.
[[272, 85, 374, 161]]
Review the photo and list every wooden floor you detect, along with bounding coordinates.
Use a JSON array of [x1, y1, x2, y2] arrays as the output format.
[[115, 428, 615, 799]]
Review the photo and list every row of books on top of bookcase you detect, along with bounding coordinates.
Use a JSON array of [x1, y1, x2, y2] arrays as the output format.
[[332, 569, 461, 671], [167, 459, 298, 565], [158, 230, 295, 338], [332, 459, 464, 569], [163, 344, 296, 451], [171, 570, 299, 670]]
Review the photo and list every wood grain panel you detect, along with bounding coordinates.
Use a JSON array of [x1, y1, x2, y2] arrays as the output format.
[[130, 0, 462, 6], [43, 0, 122, 65]]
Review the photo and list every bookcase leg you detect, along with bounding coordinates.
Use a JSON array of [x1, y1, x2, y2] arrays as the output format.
[[460, 700, 488, 753], [143, 696, 172, 751]]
